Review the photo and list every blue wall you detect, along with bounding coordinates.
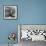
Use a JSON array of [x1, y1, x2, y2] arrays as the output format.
[[0, 0, 46, 44]]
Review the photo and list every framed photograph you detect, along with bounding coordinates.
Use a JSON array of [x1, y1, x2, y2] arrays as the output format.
[[4, 5, 17, 19], [18, 24, 46, 41]]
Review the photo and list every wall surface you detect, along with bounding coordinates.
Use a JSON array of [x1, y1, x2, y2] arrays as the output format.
[[0, 0, 46, 45]]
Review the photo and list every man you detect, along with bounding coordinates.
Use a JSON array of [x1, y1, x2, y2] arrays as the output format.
[[5, 7, 15, 17]]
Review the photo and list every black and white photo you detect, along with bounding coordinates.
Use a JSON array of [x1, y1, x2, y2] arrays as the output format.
[[4, 5, 17, 19]]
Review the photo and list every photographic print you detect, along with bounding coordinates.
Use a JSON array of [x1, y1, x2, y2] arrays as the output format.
[[4, 5, 17, 19], [18, 25, 46, 41]]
